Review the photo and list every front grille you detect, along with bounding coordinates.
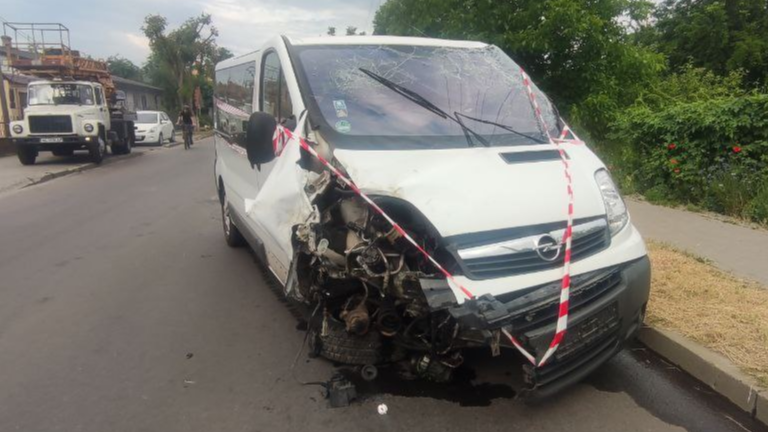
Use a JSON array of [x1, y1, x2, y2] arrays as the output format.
[[498, 266, 623, 333], [458, 218, 610, 280], [28, 115, 73, 134]]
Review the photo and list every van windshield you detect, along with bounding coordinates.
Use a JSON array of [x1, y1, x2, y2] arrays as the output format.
[[28, 83, 95, 106], [294, 44, 560, 148]]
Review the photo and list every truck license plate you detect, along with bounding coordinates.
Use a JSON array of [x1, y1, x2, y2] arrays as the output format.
[[40, 137, 64, 143]]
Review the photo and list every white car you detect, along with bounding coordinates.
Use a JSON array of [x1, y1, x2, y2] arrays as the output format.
[[213, 36, 650, 397], [135, 110, 175, 145]]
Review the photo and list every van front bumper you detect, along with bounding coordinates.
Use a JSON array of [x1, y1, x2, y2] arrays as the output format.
[[426, 256, 651, 398]]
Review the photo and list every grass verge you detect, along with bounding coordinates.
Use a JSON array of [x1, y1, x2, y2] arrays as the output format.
[[646, 240, 768, 387]]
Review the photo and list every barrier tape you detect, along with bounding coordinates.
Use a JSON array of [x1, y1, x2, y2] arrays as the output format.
[[516, 68, 575, 366], [223, 70, 580, 367]]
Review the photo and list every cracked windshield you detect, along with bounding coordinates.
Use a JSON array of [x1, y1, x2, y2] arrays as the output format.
[[1, 1, 767, 432]]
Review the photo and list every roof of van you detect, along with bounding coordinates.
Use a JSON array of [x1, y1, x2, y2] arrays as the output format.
[[287, 35, 488, 49], [215, 36, 489, 70]]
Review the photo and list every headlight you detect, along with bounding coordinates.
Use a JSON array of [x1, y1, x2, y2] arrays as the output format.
[[150, 126, 158, 133], [595, 169, 628, 236], [12, 124, 23, 134], [84, 123, 94, 133]]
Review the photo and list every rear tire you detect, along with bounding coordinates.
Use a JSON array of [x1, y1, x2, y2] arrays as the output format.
[[124, 135, 133, 154], [17, 147, 37, 165], [220, 191, 246, 248], [88, 137, 106, 164]]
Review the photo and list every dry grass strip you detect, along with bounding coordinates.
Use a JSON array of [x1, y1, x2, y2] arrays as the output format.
[[646, 240, 768, 387]]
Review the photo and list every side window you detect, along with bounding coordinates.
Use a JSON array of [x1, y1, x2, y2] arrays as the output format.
[[279, 70, 293, 120], [94, 87, 103, 106], [262, 52, 280, 117], [215, 61, 256, 147]]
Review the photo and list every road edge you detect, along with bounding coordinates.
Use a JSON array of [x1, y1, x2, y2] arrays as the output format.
[[639, 326, 767, 425], [22, 151, 143, 189]]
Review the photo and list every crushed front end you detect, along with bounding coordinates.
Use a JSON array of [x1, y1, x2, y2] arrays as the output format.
[[286, 169, 651, 395]]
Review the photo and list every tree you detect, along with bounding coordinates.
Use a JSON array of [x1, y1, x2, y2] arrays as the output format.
[[653, 0, 768, 85], [345, 26, 358, 36], [142, 14, 220, 112], [107, 55, 143, 82], [327, 26, 336, 36], [373, 0, 665, 138]]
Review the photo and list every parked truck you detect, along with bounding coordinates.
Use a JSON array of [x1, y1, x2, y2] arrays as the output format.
[[3, 23, 135, 165]]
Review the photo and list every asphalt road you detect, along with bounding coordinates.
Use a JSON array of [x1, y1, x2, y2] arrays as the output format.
[[0, 137, 765, 432]]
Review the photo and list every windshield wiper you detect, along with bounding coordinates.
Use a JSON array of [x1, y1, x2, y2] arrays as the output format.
[[454, 112, 548, 144], [358, 68, 490, 147]]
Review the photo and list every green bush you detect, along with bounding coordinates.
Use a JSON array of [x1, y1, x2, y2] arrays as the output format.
[[607, 90, 768, 223]]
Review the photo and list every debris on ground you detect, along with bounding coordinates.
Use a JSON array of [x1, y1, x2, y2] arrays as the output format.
[[326, 374, 357, 408]]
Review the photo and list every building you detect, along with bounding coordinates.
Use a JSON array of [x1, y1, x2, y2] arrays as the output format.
[[112, 76, 163, 112], [0, 36, 34, 141]]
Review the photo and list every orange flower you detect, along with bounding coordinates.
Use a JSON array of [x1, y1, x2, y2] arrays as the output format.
[[674, 168, 680, 174], [670, 158, 679, 165], [668, 143, 677, 150], [733, 146, 742, 153]]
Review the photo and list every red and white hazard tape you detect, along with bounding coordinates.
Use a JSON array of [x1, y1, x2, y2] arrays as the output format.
[[513, 68, 576, 366]]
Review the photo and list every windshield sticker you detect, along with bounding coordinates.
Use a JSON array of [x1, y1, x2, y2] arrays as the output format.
[[335, 120, 352, 134], [333, 100, 348, 118]]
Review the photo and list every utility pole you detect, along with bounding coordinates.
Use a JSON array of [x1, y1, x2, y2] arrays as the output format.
[[0, 35, 13, 139]]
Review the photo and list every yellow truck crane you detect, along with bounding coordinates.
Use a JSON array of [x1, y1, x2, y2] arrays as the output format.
[[3, 22, 136, 165]]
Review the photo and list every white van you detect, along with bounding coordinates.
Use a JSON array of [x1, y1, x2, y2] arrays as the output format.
[[213, 35, 650, 397]]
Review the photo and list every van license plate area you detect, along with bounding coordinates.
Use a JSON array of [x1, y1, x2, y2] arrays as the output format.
[[40, 137, 64, 143], [555, 302, 619, 360]]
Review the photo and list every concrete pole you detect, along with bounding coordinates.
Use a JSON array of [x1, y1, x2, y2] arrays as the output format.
[[0, 69, 10, 139], [0, 35, 14, 138]]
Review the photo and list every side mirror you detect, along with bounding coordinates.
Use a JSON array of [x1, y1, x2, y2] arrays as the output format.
[[245, 112, 278, 168]]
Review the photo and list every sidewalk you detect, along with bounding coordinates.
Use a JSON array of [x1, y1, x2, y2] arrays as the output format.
[[0, 150, 144, 196], [628, 198, 768, 285]]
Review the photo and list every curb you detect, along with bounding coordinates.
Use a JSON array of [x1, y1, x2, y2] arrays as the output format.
[[639, 326, 767, 424], [22, 151, 143, 189]]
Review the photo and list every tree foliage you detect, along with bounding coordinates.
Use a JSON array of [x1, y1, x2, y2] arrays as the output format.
[[653, 0, 768, 86], [107, 55, 143, 82], [141, 13, 221, 112]]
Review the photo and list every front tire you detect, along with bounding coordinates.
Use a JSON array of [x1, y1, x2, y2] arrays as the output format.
[[157, 133, 164, 146], [170, 130, 176, 143], [88, 137, 106, 164], [221, 193, 246, 248], [17, 147, 37, 165]]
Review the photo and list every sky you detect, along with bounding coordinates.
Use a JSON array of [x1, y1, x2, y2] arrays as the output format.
[[0, 0, 382, 65]]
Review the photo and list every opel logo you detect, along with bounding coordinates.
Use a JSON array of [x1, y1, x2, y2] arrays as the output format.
[[534, 235, 562, 262]]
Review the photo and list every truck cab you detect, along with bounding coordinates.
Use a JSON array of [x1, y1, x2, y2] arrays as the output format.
[[2, 22, 136, 166], [10, 79, 133, 165]]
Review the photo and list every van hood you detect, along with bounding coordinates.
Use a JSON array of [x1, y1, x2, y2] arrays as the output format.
[[333, 144, 609, 238]]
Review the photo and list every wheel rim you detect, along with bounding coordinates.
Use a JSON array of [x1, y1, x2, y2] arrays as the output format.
[[99, 139, 105, 156]]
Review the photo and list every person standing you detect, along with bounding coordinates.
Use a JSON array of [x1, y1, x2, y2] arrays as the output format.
[[177, 106, 197, 149]]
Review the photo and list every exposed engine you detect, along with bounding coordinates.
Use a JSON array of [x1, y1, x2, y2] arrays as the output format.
[[289, 169, 465, 382]]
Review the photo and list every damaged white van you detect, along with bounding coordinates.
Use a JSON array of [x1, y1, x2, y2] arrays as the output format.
[[213, 35, 650, 397]]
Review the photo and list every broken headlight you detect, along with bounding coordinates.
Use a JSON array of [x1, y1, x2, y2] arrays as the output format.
[[594, 169, 628, 236]]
